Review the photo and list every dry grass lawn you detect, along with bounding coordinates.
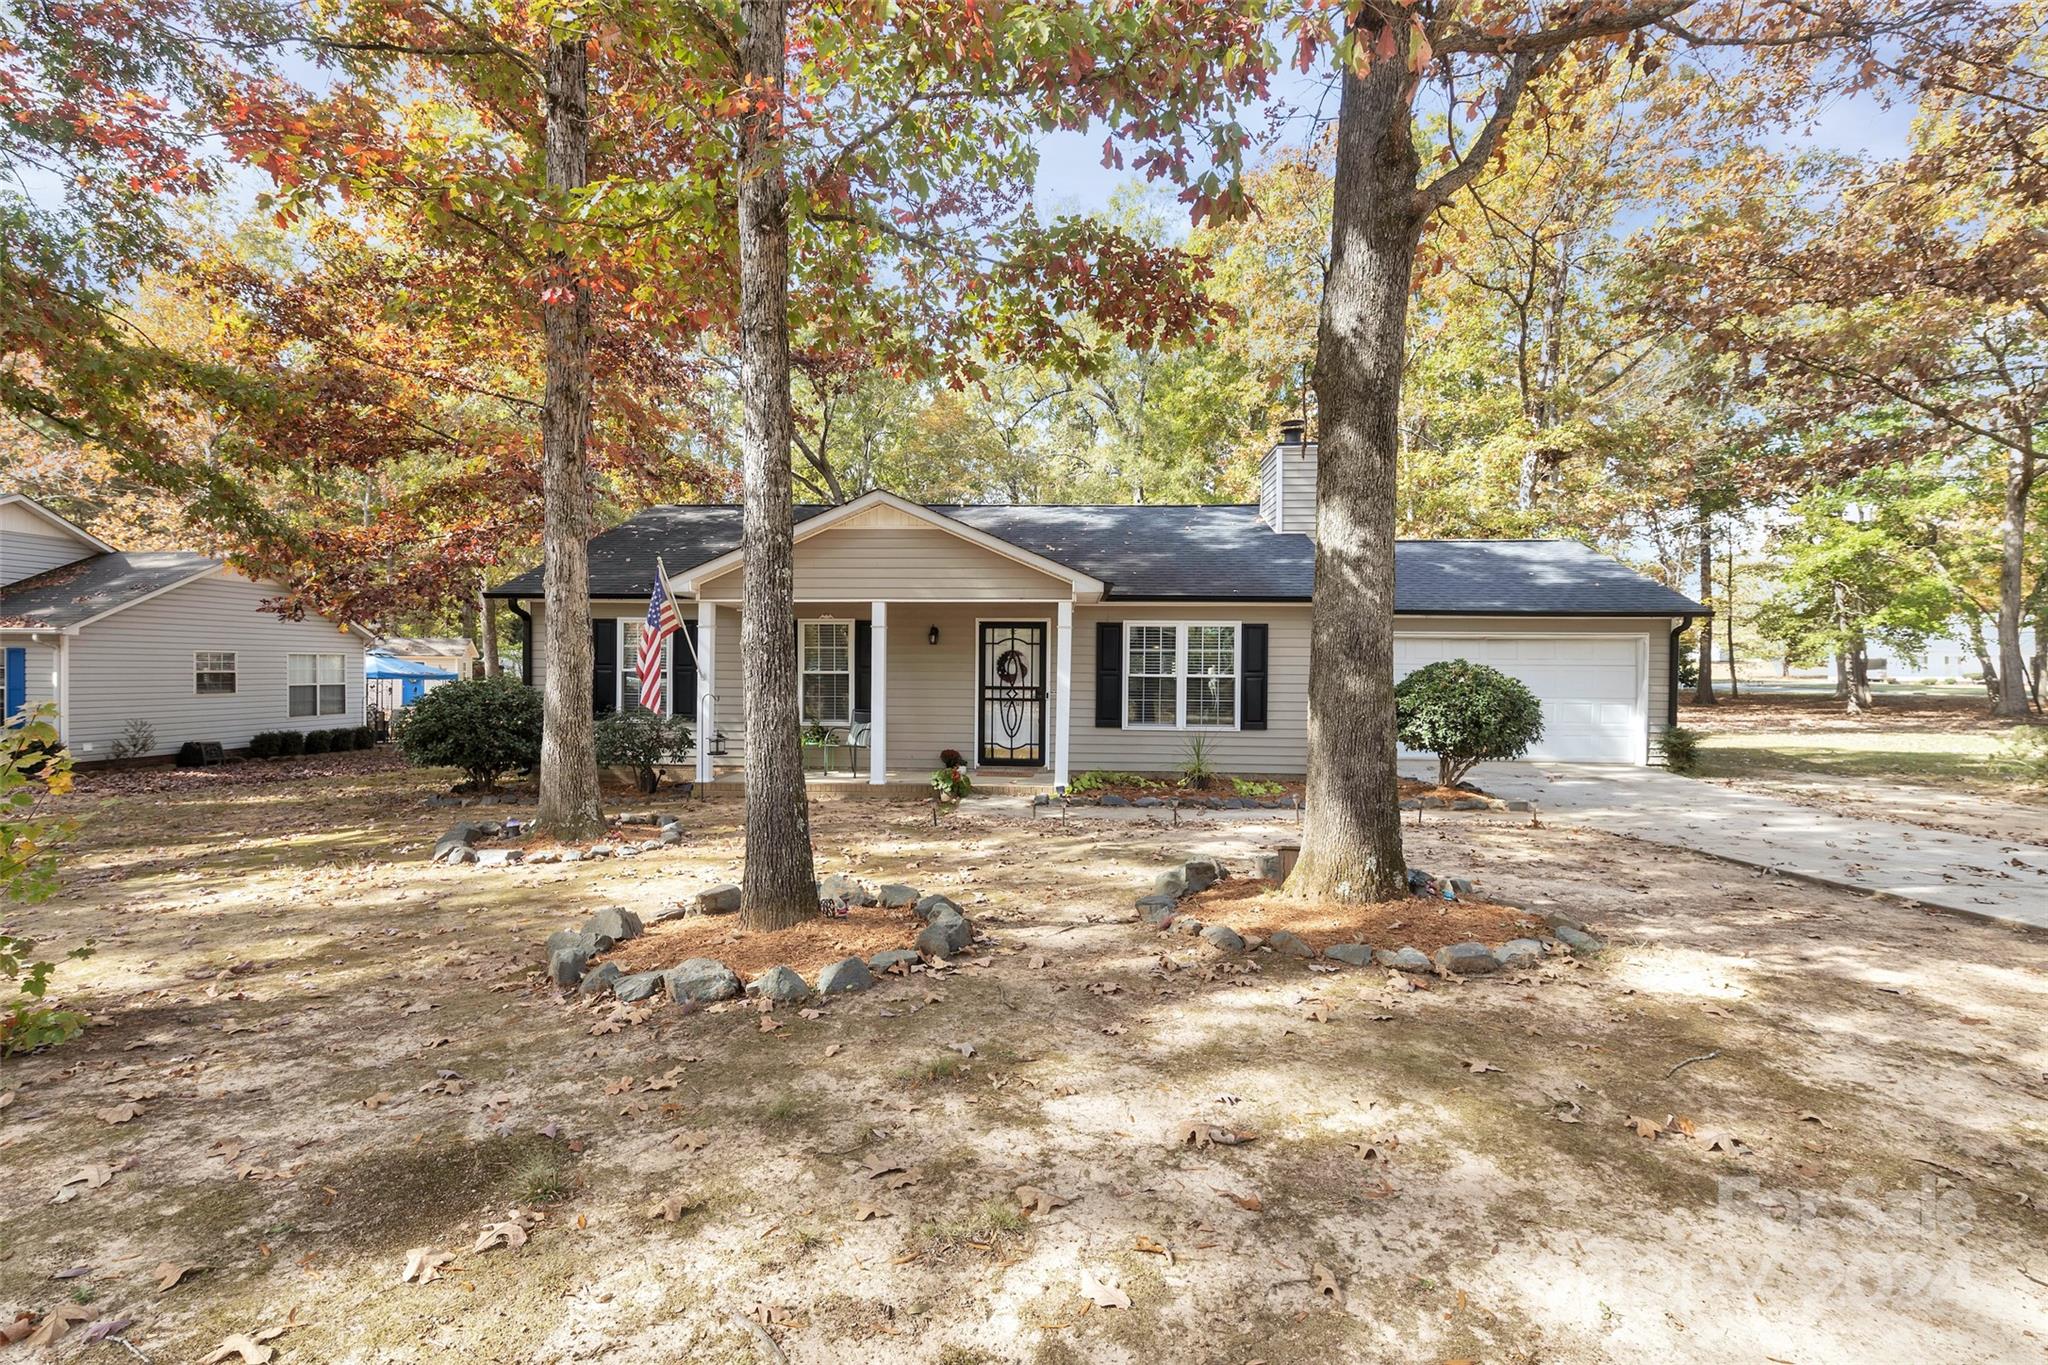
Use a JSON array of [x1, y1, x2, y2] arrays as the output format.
[[2, 752, 2045, 1362]]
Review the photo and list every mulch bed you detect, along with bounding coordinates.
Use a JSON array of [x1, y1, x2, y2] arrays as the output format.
[[1071, 775, 1481, 804], [596, 903, 921, 979], [67, 747, 404, 797], [1180, 877, 1545, 954]]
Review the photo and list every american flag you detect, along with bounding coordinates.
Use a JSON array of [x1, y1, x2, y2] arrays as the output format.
[[638, 568, 682, 712]]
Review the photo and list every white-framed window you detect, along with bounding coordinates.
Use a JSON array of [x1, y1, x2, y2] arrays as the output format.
[[194, 651, 237, 695], [287, 653, 346, 717], [799, 620, 852, 726], [1126, 623, 1240, 729], [620, 619, 666, 713]]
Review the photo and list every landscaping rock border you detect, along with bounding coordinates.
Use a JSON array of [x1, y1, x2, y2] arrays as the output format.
[[539, 873, 983, 1011], [1036, 790, 1533, 814], [433, 811, 684, 866], [1132, 855, 1605, 976]]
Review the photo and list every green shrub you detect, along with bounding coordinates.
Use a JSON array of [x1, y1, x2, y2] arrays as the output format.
[[1394, 659, 1544, 788], [1067, 770, 1148, 795], [931, 765, 972, 801], [355, 726, 378, 749], [276, 730, 306, 758], [109, 718, 156, 761], [247, 731, 280, 759], [1231, 776, 1284, 798], [331, 727, 361, 751], [1179, 735, 1215, 790], [2, 708, 90, 1057], [303, 729, 332, 755], [1659, 725, 1705, 773], [593, 709, 692, 794], [395, 675, 544, 791]]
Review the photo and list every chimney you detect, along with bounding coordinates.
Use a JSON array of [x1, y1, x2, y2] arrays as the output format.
[[1259, 420, 1316, 536]]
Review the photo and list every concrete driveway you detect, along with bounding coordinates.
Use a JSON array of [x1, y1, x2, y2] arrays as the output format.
[[1435, 761, 2048, 931]]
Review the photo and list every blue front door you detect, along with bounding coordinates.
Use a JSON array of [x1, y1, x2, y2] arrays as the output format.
[[3, 647, 24, 725]]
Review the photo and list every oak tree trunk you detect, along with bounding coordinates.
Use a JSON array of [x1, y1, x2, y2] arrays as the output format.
[[1992, 446, 2035, 720], [1285, 43, 1411, 904], [535, 32, 605, 838], [736, 0, 818, 929], [1693, 507, 1716, 705], [1848, 635, 1872, 711]]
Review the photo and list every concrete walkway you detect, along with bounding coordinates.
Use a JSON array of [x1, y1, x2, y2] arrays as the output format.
[[1445, 762, 2048, 931]]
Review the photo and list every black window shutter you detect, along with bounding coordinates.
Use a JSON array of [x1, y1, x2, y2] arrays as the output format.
[[591, 619, 618, 716], [673, 622, 697, 721], [1241, 623, 1268, 731], [1094, 621, 1123, 728], [854, 619, 872, 716]]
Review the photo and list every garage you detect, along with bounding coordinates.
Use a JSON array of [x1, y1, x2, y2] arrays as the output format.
[[1394, 633, 1648, 764]]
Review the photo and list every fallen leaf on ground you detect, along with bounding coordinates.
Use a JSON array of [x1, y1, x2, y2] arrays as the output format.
[[672, 1130, 710, 1152], [155, 1261, 207, 1292], [1220, 1189, 1264, 1212], [96, 1102, 143, 1125], [851, 1204, 891, 1221], [1079, 1268, 1130, 1310], [1462, 1059, 1501, 1074], [823, 1043, 843, 1058], [361, 1092, 396, 1110], [646, 1194, 696, 1222], [1014, 1185, 1069, 1216], [25, 1304, 93, 1348], [1133, 1234, 1173, 1263], [1625, 1114, 1666, 1140], [473, 1218, 531, 1253], [202, 1326, 287, 1365], [1177, 1122, 1255, 1149], [1311, 1261, 1343, 1304], [603, 1076, 636, 1095], [399, 1247, 455, 1284]]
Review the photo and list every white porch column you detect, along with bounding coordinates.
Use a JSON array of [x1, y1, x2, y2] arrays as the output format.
[[1054, 599, 1073, 790], [695, 600, 716, 786], [869, 601, 888, 785]]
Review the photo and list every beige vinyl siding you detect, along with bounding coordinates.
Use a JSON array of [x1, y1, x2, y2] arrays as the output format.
[[0, 504, 96, 586], [64, 572, 363, 759], [528, 600, 749, 764], [1073, 604, 1311, 775], [696, 527, 1072, 603], [0, 634, 59, 720]]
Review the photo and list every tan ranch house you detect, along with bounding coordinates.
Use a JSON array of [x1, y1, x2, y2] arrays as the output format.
[[487, 429, 1706, 789], [0, 494, 368, 760]]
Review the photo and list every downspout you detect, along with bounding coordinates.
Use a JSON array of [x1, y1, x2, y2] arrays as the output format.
[[509, 601, 534, 685]]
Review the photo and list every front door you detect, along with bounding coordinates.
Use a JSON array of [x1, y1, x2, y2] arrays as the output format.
[[978, 621, 1047, 767]]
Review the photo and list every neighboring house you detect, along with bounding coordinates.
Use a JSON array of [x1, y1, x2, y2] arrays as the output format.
[[375, 635, 478, 683], [0, 495, 370, 760], [488, 429, 1706, 785], [367, 652, 460, 712]]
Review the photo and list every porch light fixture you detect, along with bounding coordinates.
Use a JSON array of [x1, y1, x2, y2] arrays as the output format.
[[928, 626, 940, 646]]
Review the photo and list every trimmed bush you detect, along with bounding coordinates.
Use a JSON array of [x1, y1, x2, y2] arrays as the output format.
[[594, 709, 692, 794], [276, 730, 306, 758], [328, 727, 360, 751], [395, 675, 543, 791], [1658, 725, 1704, 773], [355, 726, 378, 749], [247, 731, 282, 760], [303, 729, 332, 755], [1394, 659, 1544, 788]]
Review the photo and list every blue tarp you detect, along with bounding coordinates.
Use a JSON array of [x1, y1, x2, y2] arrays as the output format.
[[366, 652, 459, 681]]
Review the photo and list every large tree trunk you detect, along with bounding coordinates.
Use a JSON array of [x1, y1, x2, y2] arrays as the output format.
[[535, 32, 604, 838], [736, 0, 817, 929], [1693, 506, 1716, 705], [1848, 634, 1872, 711], [1992, 445, 2035, 720], [480, 577, 501, 678], [1285, 42, 1410, 904]]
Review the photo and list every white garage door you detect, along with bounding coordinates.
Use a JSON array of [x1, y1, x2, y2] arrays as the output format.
[[1394, 634, 1646, 764]]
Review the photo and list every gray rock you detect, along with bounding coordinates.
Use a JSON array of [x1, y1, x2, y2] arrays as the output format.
[[1419, 796, 1446, 809], [1220, 798, 1247, 810], [1323, 943, 1374, 967], [666, 958, 740, 1004], [526, 849, 560, 865], [877, 883, 921, 909], [913, 893, 963, 922], [1181, 858, 1223, 894], [615, 811, 654, 825], [916, 910, 973, 961], [1505, 799, 1534, 812], [746, 966, 810, 1003], [433, 824, 479, 861], [1173, 915, 1206, 936], [818, 872, 879, 907], [1256, 799, 1282, 809], [613, 844, 640, 859], [1199, 923, 1246, 952], [1544, 910, 1589, 933], [557, 849, 586, 863], [1405, 867, 1435, 892], [1135, 894, 1179, 927], [471, 821, 503, 837], [614, 970, 666, 1003], [584, 907, 643, 943], [658, 826, 684, 845], [1451, 798, 1489, 811], [1134, 796, 1165, 808], [547, 945, 590, 988], [441, 844, 479, 865], [1152, 867, 1188, 899], [1552, 924, 1606, 956], [1376, 946, 1433, 973], [1496, 938, 1545, 969], [1249, 853, 1283, 881], [1267, 930, 1315, 958], [1397, 798, 1421, 811], [694, 884, 741, 915], [1448, 877, 1475, 895], [1241, 934, 1266, 952], [657, 813, 681, 827], [1098, 794, 1129, 807], [587, 843, 616, 859], [817, 956, 874, 994], [578, 962, 621, 997], [868, 948, 923, 974], [547, 927, 611, 957], [1435, 942, 1501, 975]]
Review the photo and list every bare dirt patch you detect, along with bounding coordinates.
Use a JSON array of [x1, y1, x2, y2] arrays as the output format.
[[1071, 775, 1482, 804], [598, 902, 923, 978], [1181, 877, 1547, 952]]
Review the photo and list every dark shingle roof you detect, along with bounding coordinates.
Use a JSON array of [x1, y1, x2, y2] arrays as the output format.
[[487, 503, 1704, 615], [0, 551, 221, 629]]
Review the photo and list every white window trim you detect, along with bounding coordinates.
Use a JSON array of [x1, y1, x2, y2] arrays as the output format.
[[619, 617, 672, 714], [798, 618, 854, 728], [194, 650, 237, 696], [1124, 621, 1242, 731], [287, 652, 347, 718]]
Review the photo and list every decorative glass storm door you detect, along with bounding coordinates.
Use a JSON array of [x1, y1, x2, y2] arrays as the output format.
[[978, 622, 1047, 767]]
